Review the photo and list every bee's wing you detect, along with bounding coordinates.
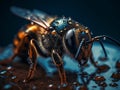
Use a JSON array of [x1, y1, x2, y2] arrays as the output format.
[[32, 9, 56, 26], [10, 6, 52, 29], [33, 9, 50, 21]]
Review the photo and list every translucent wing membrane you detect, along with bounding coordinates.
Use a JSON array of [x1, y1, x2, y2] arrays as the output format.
[[11, 6, 51, 29], [33, 9, 50, 20]]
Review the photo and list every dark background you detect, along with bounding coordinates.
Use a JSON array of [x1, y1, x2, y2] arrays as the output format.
[[0, 0, 120, 46]]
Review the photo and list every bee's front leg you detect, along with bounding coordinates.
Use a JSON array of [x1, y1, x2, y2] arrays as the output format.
[[23, 39, 37, 83], [51, 49, 67, 86]]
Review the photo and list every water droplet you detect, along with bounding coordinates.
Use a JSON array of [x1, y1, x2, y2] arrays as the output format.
[[3, 84, 12, 90], [111, 72, 120, 80], [97, 64, 110, 73], [48, 84, 53, 88], [23, 79, 27, 83], [11, 76, 19, 83], [11, 76, 16, 79], [109, 82, 118, 87], [3, 83, 21, 90], [0, 70, 7, 75], [6, 66, 13, 71], [98, 82, 107, 87], [73, 81, 80, 86], [94, 76, 105, 82]]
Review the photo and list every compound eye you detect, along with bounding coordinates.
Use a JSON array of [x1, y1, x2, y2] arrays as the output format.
[[64, 28, 77, 55], [65, 28, 75, 40]]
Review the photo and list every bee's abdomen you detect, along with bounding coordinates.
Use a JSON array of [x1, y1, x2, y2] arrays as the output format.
[[13, 24, 34, 49], [13, 31, 26, 48]]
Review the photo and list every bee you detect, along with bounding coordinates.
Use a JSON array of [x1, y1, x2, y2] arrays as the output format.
[[0, 6, 120, 86]]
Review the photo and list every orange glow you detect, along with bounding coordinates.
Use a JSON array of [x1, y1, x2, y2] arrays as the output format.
[[38, 27, 48, 34], [14, 39, 19, 46], [26, 24, 49, 35], [85, 30, 89, 33], [26, 25, 38, 32], [18, 31, 25, 39], [51, 30, 57, 35]]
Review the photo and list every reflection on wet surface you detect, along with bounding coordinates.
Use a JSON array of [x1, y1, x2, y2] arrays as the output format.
[[0, 42, 120, 90]]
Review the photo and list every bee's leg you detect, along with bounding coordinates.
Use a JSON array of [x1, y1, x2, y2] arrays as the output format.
[[0, 53, 17, 65], [0, 35, 29, 65], [90, 52, 98, 67], [51, 49, 67, 86], [24, 39, 37, 82], [98, 40, 107, 58]]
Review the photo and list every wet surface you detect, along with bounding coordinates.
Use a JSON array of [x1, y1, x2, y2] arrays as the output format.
[[0, 42, 120, 90]]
